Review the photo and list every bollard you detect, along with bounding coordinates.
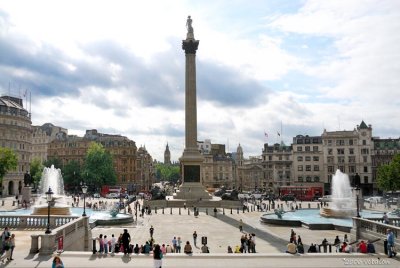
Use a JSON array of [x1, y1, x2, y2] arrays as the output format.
[[317, 203, 320, 209], [12, 201, 16, 206], [170, 207, 172, 214], [179, 207, 181, 215], [230, 208, 233, 214], [206, 208, 208, 215], [1, 200, 4, 206], [237, 207, 239, 214], [155, 207, 157, 214], [92, 238, 97, 254], [308, 203, 311, 209], [162, 207, 164, 214], [223, 208, 225, 215], [188, 209, 190, 215]]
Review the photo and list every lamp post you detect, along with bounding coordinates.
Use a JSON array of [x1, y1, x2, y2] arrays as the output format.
[[45, 187, 54, 234], [355, 186, 361, 218], [81, 182, 88, 216]]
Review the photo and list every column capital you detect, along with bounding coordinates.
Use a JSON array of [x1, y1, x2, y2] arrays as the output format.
[[182, 39, 199, 54]]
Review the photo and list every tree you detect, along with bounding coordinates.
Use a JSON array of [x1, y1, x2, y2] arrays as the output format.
[[30, 158, 44, 190], [83, 142, 116, 191], [43, 157, 63, 169], [377, 153, 400, 192], [155, 163, 180, 183], [62, 160, 82, 193], [0, 148, 18, 192]]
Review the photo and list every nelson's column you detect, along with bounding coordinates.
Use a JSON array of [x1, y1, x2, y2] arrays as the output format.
[[174, 16, 211, 200]]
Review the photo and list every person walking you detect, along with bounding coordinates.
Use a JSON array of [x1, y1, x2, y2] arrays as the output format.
[[193, 231, 198, 247], [149, 225, 154, 238], [122, 229, 131, 255], [153, 244, 163, 268], [239, 219, 243, 232], [176, 237, 182, 253], [172, 236, 177, 252], [0, 237, 11, 263], [9, 234, 15, 261], [110, 234, 117, 253], [387, 229, 397, 258]]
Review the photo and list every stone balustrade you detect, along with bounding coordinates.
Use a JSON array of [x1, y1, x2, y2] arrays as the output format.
[[0, 215, 78, 229]]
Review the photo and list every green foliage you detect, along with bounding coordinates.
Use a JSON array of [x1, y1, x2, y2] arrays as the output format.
[[63, 160, 82, 192], [83, 142, 117, 190], [43, 157, 63, 169], [155, 163, 180, 183], [377, 153, 400, 192], [0, 147, 18, 184], [30, 158, 44, 189]]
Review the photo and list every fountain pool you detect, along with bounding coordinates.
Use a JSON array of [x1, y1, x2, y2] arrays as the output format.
[[261, 209, 390, 231]]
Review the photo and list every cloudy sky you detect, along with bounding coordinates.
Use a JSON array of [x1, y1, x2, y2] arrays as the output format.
[[1, 0, 400, 162]]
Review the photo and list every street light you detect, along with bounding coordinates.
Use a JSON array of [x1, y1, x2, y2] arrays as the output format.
[[45, 187, 54, 234], [81, 182, 88, 217], [355, 186, 361, 218]]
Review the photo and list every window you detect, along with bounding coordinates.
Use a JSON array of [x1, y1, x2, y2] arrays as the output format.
[[349, 156, 356, 163], [349, 148, 354, 155], [297, 147, 303, 152], [364, 166, 368, 172], [327, 156, 334, 163], [328, 149, 333, 155], [327, 140, 332, 146], [313, 156, 319, 161], [297, 156, 303, 161], [361, 148, 369, 154], [337, 148, 345, 155], [279, 156, 282, 160], [336, 140, 345, 146], [306, 165, 311, 171], [269, 156, 272, 161], [349, 139, 353, 145], [314, 176, 320, 182], [314, 165, 319, 171], [306, 176, 312, 182], [305, 146, 310, 152], [363, 156, 368, 162], [363, 140, 366, 145], [338, 156, 345, 163], [298, 165, 303, 171], [338, 166, 345, 172], [305, 156, 311, 161], [298, 176, 303, 182], [349, 166, 356, 173], [313, 146, 318, 152], [364, 176, 368, 184]]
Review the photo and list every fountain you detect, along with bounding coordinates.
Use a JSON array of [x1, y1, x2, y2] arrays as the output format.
[[320, 169, 357, 218], [31, 165, 71, 215]]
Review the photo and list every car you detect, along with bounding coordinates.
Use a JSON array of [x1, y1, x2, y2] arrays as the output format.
[[93, 193, 100, 198], [106, 193, 119, 199], [318, 195, 332, 202], [364, 196, 383, 203]]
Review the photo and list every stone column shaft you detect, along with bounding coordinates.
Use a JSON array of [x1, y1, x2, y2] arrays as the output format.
[[185, 53, 197, 149]]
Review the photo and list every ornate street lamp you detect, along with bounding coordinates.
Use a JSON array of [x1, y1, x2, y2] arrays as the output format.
[[81, 182, 88, 216], [45, 187, 54, 234]]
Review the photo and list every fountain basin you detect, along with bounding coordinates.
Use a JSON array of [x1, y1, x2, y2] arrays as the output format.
[[320, 207, 356, 218], [32, 205, 71, 215]]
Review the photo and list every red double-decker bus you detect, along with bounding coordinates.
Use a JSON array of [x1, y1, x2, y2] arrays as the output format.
[[278, 186, 323, 201]]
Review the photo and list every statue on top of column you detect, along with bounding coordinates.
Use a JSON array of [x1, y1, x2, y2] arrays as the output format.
[[186, 16, 193, 34]]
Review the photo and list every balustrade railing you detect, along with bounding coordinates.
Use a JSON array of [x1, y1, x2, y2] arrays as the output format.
[[0, 215, 79, 229]]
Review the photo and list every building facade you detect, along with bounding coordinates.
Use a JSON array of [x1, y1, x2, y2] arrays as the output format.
[[0, 96, 32, 196], [48, 129, 145, 190], [261, 143, 293, 189], [321, 121, 373, 195], [32, 123, 67, 163], [292, 135, 324, 189]]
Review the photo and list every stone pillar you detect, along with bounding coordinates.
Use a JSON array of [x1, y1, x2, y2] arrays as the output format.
[[174, 16, 211, 200]]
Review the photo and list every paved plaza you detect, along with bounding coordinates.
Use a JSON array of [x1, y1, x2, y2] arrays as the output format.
[[1, 197, 399, 268]]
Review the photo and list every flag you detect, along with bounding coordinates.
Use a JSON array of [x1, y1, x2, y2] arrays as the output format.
[[277, 131, 281, 136], [264, 132, 268, 138]]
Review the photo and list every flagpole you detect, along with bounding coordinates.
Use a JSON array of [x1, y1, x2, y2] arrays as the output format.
[[281, 121, 283, 145]]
